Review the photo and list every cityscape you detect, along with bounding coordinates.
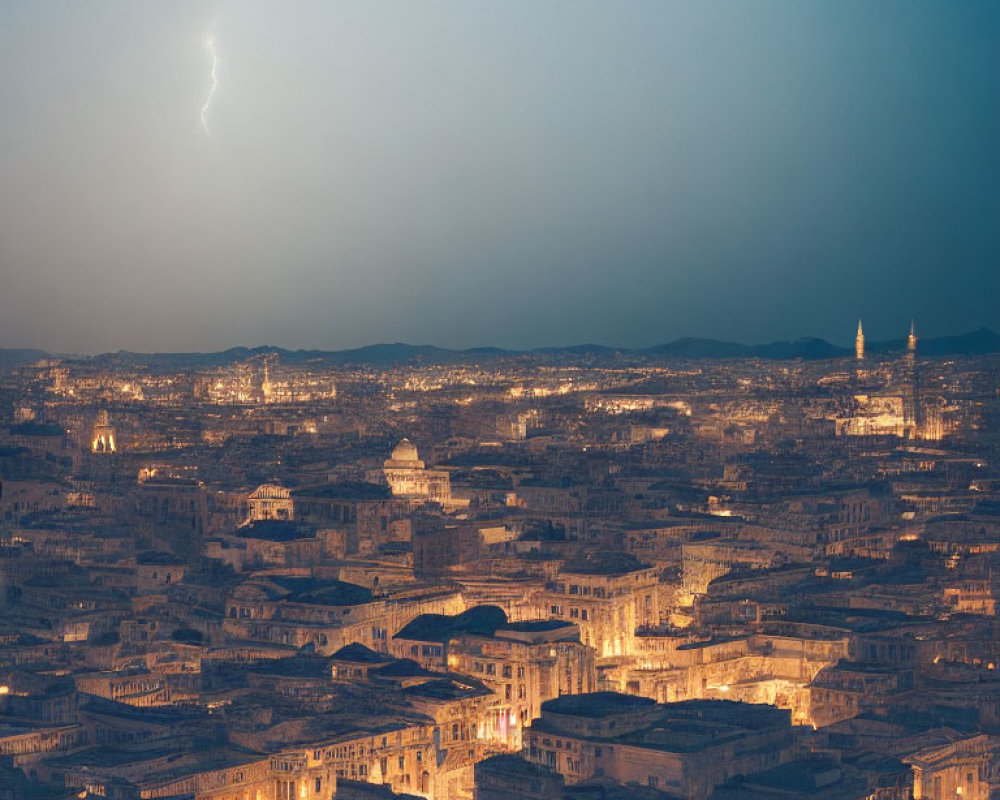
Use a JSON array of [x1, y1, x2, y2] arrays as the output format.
[[0, 323, 999, 799], [1, 1, 998, 799]]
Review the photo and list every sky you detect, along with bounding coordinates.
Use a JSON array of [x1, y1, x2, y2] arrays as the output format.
[[0, 1, 997, 354]]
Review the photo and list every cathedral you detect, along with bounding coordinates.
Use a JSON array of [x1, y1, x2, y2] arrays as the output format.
[[381, 439, 452, 504], [836, 321, 955, 441]]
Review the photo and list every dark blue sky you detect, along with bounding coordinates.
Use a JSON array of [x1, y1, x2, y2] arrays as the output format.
[[0, 1, 997, 353]]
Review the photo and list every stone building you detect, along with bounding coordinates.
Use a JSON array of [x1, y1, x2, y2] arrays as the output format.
[[292, 482, 411, 556], [808, 661, 913, 727], [541, 556, 661, 659], [905, 734, 1000, 800], [448, 621, 597, 743], [223, 575, 464, 655], [475, 754, 564, 800], [247, 483, 294, 523], [835, 321, 958, 441], [133, 475, 209, 538], [623, 631, 845, 724], [682, 540, 777, 597], [383, 439, 452, 505], [205, 521, 321, 571], [91, 410, 117, 453], [524, 694, 794, 800], [412, 516, 481, 577]]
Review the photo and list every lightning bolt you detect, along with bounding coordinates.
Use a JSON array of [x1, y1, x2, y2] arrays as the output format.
[[199, 24, 219, 136]]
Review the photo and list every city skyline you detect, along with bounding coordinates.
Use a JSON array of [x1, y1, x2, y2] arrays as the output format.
[[0, 318, 995, 361], [1, 317, 998, 799], [3, 3, 1000, 798], [1, 1, 998, 353]]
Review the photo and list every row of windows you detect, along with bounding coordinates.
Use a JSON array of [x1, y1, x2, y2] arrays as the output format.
[[550, 605, 590, 620], [560, 584, 607, 597], [335, 764, 367, 778], [471, 661, 523, 678], [530, 739, 605, 756]]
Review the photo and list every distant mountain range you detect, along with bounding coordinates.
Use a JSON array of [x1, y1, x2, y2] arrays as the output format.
[[1, 328, 998, 372], [0, 348, 50, 373]]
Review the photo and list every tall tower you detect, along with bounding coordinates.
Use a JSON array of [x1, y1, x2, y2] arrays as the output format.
[[903, 320, 920, 434], [260, 353, 276, 404], [855, 320, 865, 361]]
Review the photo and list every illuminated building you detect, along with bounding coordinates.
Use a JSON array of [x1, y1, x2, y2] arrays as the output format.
[[90, 410, 117, 453], [541, 557, 661, 659], [247, 483, 294, 523], [524, 694, 794, 799], [382, 439, 452, 505]]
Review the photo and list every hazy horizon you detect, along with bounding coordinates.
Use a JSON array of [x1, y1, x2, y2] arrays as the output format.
[[2, 2, 997, 353], [4, 322, 996, 358]]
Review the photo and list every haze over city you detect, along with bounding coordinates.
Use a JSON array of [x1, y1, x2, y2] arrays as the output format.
[[5, 4, 1000, 799], [1, 1, 998, 354]]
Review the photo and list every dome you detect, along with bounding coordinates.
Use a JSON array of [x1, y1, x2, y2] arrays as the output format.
[[384, 438, 424, 470], [391, 438, 420, 463]]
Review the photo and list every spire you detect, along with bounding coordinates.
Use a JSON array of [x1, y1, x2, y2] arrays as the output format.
[[855, 320, 865, 361], [907, 320, 917, 352]]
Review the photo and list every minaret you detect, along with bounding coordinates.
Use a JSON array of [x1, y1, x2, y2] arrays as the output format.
[[855, 320, 865, 361], [903, 320, 920, 434], [261, 353, 275, 403]]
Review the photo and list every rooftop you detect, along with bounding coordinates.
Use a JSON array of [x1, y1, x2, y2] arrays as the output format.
[[236, 520, 316, 541], [497, 620, 573, 633], [269, 576, 374, 607], [542, 692, 656, 718], [331, 642, 395, 664], [248, 654, 332, 679], [292, 482, 392, 501], [561, 552, 653, 576], [393, 605, 507, 642]]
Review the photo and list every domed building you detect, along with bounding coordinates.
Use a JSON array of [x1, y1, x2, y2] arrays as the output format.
[[383, 438, 424, 470], [382, 439, 451, 504]]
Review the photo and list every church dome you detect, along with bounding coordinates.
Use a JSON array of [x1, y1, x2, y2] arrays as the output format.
[[391, 438, 420, 463], [384, 438, 425, 470]]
